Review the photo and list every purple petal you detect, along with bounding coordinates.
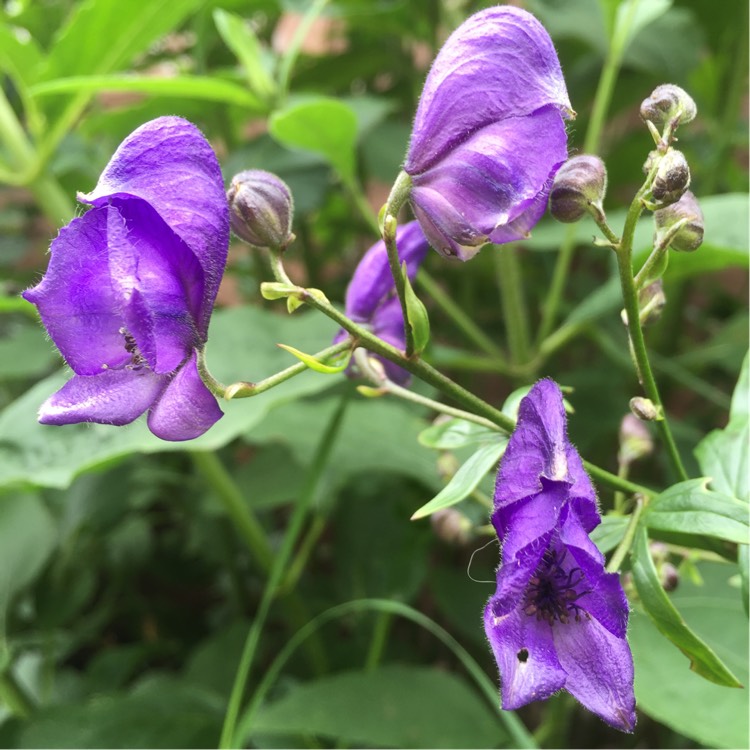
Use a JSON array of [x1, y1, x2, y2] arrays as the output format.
[[410, 108, 568, 260], [22, 207, 130, 376], [553, 614, 636, 732], [79, 116, 229, 335], [344, 221, 429, 321], [405, 6, 571, 175], [38, 368, 167, 427], [108, 200, 204, 373], [147, 351, 223, 441], [484, 600, 566, 710]]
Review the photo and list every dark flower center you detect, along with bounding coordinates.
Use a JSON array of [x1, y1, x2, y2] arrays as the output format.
[[119, 328, 147, 370], [522, 548, 589, 626]]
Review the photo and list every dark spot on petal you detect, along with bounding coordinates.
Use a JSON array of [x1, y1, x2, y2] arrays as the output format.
[[517, 648, 529, 663]]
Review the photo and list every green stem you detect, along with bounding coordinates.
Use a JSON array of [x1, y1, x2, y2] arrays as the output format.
[[615, 197, 689, 482], [276, 0, 331, 98], [417, 269, 506, 360], [382, 214, 416, 356], [191, 452, 274, 573], [235, 599, 537, 749], [280, 513, 327, 593], [198, 341, 351, 400], [219, 395, 349, 749], [495, 247, 531, 367], [536, 0, 640, 345], [607, 494, 646, 573], [364, 611, 392, 671]]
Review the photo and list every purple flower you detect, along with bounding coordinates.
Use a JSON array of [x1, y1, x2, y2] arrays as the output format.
[[23, 117, 229, 441], [404, 6, 572, 260], [334, 221, 429, 384], [483, 379, 635, 732]]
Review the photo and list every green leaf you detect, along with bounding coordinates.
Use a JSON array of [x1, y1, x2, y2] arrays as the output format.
[[590, 514, 628, 555], [630, 562, 749, 748], [0, 307, 339, 491], [0, 24, 44, 93], [402, 262, 430, 355], [418, 418, 499, 451], [643, 478, 749, 544], [411, 440, 507, 520], [630, 525, 742, 687], [250, 665, 506, 749], [276, 344, 350, 374], [695, 351, 749, 503], [0, 492, 56, 613], [213, 9, 276, 102], [29, 74, 264, 109], [616, 0, 672, 53], [269, 98, 358, 181], [36, 0, 203, 82]]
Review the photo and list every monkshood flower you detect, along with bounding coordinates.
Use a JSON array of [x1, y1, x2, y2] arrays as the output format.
[[334, 221, 429, 384], [403, 6, 572, 260], [23, 117, 229, 441], [484, 379, 635, 732]]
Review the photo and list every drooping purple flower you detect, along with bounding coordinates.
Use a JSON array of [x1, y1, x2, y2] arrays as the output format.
[[404, 6, 572, 260], [334, 221, 429, 384], [23, 117, 230, 441], [484, 379, 635, 732]]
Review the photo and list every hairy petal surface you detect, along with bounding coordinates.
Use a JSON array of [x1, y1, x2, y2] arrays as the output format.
[[38, 369, 167, 427], [147, 351, 223, 441], [80, 116, 229, 334], [405, 5, 571, 174]]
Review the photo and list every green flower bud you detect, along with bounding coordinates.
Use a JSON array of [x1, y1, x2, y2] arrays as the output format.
[[618, 414, 654, 466], [640, 84, 697, 127], [654, 191, 704, 252], [629, 396, 660, 422], [227, 169, 294, 249], [638, 279, 666, 326], [549, 155, 607, 223], [651, 149, 690, 207]]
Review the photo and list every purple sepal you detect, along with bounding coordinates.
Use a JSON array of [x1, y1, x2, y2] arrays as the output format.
[[483, 379, 636, 733], [404, 7, 572, 260], [24, 117, 229, 442]]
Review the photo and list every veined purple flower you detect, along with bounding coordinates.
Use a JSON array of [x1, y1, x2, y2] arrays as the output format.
[[484, 379, 635, 732], [23, 117, 229, 441], [334, 221, 429, 384], [404, 6, 572, 260]]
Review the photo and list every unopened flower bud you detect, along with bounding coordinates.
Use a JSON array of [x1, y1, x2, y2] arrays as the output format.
[[654, 190, 704, 252], [549, 155, 607, 223], [638, 279, 666, 326], [651, 149, 690, 207], [660, 562, 680, 592], [618, 414, 654, 466], [629, 396, 659, 421], [640, 84, 697, 127], [430, 508, 473, 546], [227, 169, 294, 249]]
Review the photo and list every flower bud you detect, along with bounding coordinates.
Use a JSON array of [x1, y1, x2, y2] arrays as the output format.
[[654, 190, 704, 252], [549, 155, 607, 223], [640, 84, 697, 127], [650, 149, 690, 207], [629, 396, 659, 421], [618, 414, 654, 466], [638, 279, 666, 326], [227, 169, 294, 249], [660, 562, 680, 592], [430, 508, 472, 546]]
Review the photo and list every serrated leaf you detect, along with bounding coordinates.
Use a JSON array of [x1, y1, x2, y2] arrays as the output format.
[[411, 440, 507, 520], [643, 478, 749, 544], [630, 525, 742, 687], [213, 9, 276, 102], [269, 98, 358, 181], [250, 665, 506, 749]]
